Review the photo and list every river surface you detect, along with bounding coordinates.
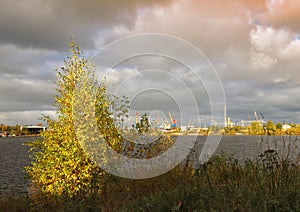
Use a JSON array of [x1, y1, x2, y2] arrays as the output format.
[[0, 137, 39, 197], [0, 135, 299, 197]]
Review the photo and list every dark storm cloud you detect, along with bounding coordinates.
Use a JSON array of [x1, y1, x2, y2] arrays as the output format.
[[0, 78, 54, 112], [0, 44, 59, 122], [0, 0, 173, 50], [0, 44, 59, 78]]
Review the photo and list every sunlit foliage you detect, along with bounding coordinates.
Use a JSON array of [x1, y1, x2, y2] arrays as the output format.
[[26, 40, 120, 197]]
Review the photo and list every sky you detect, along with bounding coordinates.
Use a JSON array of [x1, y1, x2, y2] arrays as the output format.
[[0, 0, 299, 126]]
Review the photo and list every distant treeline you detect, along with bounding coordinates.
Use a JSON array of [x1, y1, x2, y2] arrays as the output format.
[[0, 123, 44, 137]]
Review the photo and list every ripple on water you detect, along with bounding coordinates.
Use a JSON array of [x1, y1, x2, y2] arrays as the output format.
[[0, 137, 37, 197]]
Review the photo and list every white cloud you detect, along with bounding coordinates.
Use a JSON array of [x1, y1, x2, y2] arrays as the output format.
[[249, 25, 300, 69], [250, 51, 277, 69], [272, 77, 287, 84], [266, 0, 284, 12], [250, 26, 291, 53], [280, 38, 300, 59], [262, 0, 300, 32]]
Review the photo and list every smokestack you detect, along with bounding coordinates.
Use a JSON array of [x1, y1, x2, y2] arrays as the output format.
[[224, 104, 227, 127], [136, 112, 139, 124]]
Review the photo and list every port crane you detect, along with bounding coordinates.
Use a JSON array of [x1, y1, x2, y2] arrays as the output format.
[[169, 112, 177, 129]]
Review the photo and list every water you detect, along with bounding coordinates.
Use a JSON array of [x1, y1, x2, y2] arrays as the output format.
[[0, 135, 299, 197], [0, 137, 38, 197], [184, 135, 300, 168]]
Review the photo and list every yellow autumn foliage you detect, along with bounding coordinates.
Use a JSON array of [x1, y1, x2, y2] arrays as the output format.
[[26, 40, 121, 197]]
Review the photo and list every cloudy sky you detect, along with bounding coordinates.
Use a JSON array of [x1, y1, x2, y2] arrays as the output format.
[[0, 0, 299, 126]]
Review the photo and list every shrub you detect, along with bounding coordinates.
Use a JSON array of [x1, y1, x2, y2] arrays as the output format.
[[26, 40, 120, 198]]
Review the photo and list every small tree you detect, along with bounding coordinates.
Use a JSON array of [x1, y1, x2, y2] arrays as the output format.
[[251, 121, 263, 135], [276, 122, 282, 134], [266, 120, 276, 135], [26, 40, 120, 198], [112, 95, 130, 129], [137, 113, 149, 133]]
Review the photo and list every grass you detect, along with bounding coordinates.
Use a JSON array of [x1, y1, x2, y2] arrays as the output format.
[[1, 136, 299, 211], [0, 196, 30, 212], [122, 153, 300, 211]]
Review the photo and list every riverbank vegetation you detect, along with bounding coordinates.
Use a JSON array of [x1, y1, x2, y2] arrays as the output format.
[[0, 150, 299, 211]]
